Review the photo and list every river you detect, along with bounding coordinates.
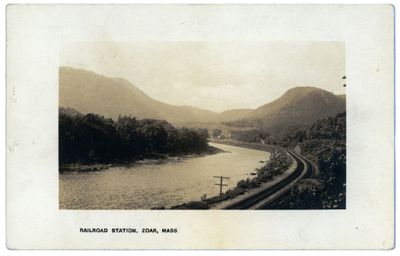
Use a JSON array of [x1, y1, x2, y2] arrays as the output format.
[[59, 143, 270, 209]]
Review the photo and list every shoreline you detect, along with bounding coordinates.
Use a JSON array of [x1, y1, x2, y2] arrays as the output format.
[[59, 145, 224, 173], [209, 139, 285, 153], [168, 141, 294, 210]]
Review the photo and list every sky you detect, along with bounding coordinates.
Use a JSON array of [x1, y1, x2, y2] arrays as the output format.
[[60, 41, 345, 112]]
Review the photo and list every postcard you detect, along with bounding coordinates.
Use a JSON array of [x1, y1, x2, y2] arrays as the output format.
[[6, 4, 394, 249]]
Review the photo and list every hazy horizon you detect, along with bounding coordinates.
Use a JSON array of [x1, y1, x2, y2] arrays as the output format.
[[60, 41, 345, 112]]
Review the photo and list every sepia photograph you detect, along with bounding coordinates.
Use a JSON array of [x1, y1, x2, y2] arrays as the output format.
[[59, 41, 346, 210], [6, 4, 394, 249]]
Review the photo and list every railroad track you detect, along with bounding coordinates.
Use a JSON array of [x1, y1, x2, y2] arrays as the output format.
[[258, 151, 316, 209], [224, 150, 316, 210]]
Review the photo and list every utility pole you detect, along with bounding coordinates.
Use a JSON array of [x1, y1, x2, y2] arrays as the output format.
[[213, 176, 230, 195]]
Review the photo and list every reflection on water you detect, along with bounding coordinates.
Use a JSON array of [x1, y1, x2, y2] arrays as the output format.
[[59, 143, 270, 209]]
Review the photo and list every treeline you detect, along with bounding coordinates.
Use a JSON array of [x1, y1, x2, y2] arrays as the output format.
[[59, 108, 209, 165], [230, 129, 272, 143], [280, 112, 346, 145], [224, 118, 265, 129], [227, 112, 346, 145], [228, 112, 345, 144]]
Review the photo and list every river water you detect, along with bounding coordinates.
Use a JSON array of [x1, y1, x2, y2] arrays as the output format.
[[59, 143, 270, 209]]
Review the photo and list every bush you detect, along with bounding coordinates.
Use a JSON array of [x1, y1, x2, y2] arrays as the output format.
[[170, 201, 210, 209]]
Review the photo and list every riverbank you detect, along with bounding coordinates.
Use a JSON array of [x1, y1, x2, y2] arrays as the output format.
[[60, 142, 269, 209], [209, 139, 285, 153], [168, 141, 293, 209], [59, 145, 224, 173]]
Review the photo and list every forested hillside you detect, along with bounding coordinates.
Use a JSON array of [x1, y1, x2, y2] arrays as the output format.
[[228, 111, 346, 209], [225, 87, 345, 134], [284, 112, 346, 209]]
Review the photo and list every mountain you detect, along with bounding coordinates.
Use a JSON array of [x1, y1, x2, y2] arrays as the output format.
[[59, 67, 222, 123], [225, 87, 346, 132], [59, 67, 345, 129], [217, 109, 253, 122]]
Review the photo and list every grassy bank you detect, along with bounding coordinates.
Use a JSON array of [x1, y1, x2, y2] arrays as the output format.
[[209, 139, 285, 153]]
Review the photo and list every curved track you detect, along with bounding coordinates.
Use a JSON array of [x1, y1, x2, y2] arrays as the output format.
[[224, 150, 316, 210]]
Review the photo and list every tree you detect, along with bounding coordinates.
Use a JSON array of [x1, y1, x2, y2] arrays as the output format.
[[59, 108, 211, 165], [212, 129, 222, 138]]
